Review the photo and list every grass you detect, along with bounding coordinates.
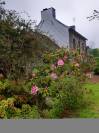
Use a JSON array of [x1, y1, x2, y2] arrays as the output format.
[[77, 83, 99, 118]]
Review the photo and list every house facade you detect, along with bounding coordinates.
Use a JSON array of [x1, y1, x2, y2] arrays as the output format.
[[37, 7, 87, 53]]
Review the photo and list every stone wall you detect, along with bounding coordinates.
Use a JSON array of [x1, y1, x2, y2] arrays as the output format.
[[69, 29, 86, 53]]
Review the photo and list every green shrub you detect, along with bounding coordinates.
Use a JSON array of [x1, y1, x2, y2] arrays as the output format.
[[0, 98, 40, 119], [25, 48, 94, 118], [47, 98, 65, 118], [94, 57, 99, 75], [0, 80, 27, 97], [42, 77, 84, 118], [0, 48, 94, 118], [94, 66, 99, 75], [0, 98, 15, 119], [21, 104, 40, 119]]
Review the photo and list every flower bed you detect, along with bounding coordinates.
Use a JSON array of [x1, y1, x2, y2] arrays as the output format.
[[0, 48, 95, 118]]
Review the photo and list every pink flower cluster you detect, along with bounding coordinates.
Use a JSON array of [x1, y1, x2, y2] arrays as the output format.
[[57, 59, 64, 66], [31, 85, 39, 95], [50, 72, 58, 80]]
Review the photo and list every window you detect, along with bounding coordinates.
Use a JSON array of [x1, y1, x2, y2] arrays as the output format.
[[78, 41, 80, 49], [73, 39, 76, 49], [78, 41, 80, 53], [82, 43, 85, 51]]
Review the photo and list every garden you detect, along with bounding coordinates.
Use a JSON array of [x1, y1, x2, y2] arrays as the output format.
[[0, 48, 95, 119], [0, 0, 97, 119]]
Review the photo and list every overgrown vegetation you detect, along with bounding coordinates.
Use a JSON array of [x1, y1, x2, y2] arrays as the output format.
[[0, 0, 96, 118], [0, 0, 58, 81], [90, 48, 99, 75], [0, 48, 95, 118]]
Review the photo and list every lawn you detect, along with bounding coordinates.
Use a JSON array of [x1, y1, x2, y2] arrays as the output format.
[[77, 83, 99, 118]]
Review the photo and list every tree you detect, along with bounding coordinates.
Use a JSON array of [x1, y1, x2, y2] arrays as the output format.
[[0, 1, 58, 81], [87, 10, 99, 21], [0, 1, 34, 80]]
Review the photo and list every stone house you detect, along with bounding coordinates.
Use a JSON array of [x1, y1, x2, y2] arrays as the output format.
[[37, 7, 87, 53]]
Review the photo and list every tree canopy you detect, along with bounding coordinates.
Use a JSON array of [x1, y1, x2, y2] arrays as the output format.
[[87, 10, 99, 21], [0, 0, 58, 81]]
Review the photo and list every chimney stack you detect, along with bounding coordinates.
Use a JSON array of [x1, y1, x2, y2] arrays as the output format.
[[41, 7, 56, 21]]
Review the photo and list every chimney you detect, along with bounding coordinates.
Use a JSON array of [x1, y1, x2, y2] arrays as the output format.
[[70, 25, 76, 30], [41, 7, 56, 21]]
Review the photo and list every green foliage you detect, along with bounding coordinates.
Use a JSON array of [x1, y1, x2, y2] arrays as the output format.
[[21, 104, 40, 119], [0, 80, 27, 97], [0, 98, 40, 119], [0, 2, 58, 81], [90, 48, 99, 57], [94, 57, 99, 75], [42, 100, 64, 118], [94, 68, 99, 75], [42, 77, 84, 118], [0, 2, 95, 118], [90, 49, 99, 75], [0, 98, 15, 119], [25, 48, 94, 118], [0, 46, 95, 119]]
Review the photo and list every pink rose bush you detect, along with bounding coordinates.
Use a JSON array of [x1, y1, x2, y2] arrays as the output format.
[[0, 48, 93, 119], [26, 48, 95, 118], [31, 85, 39, 95], [30, 49, 95, 96]]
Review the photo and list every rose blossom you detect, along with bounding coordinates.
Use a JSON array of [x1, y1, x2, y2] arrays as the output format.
[[57, 59, 64, 66], [31, 85, 39, 95], [74, 63, 80, 67], [50, 72, 58, 80]]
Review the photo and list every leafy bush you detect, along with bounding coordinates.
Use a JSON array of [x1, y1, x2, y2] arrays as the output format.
[[0, 80, 27, 97], [90, 49, 99, 75], [25, 48, 94, 118], [94, 57, 99, 75], [0, 48, 94, 118], [0, 98, 40, 119], [0, 1, 58, 81], [21, 104, 40, 119], [94, 67, 99, 75], [0, 98, 15, 119]]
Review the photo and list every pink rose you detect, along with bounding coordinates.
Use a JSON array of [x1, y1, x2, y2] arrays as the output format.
[[50, 72, 58, 80], [31, 85, 39, 95], [57, 59, 64, 66], [74, 63, 80, 67]]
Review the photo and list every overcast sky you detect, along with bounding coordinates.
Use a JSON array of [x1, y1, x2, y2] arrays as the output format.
[[5, 0, 99, 48]]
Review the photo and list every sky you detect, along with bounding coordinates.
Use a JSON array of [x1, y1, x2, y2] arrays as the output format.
[[4, 0, 99, 48]]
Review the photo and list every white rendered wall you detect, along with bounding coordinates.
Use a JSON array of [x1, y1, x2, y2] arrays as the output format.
[[37, 8, 69, 48]]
